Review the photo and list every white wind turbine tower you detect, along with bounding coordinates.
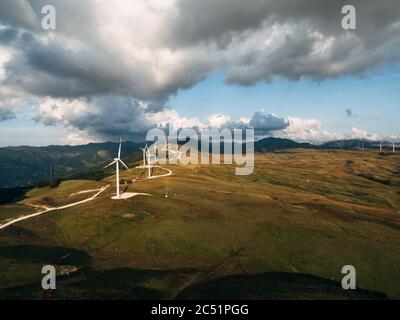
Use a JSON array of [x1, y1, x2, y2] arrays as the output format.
[[104, 138, 131, 199], [146, 147, 152, 178], [393, 138, 396, 153]]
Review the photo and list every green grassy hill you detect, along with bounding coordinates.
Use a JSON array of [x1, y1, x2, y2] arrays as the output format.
[[0, 149, 399, 299]]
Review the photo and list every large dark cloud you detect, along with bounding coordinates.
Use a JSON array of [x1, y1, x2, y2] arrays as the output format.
[[171, 0, 400, 83], [1, 0, 399, 101], [0, 1, 214, 105], [171, 0, 400, 47], [35, 95, 157, 142], [5, 40, 138, 98]]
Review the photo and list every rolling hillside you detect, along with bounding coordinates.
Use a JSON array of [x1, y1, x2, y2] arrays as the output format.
[[0, 148, 399, 299]]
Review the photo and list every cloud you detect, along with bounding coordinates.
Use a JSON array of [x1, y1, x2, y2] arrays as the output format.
[[31, 93, 358, 145], [281, 117, 343, 143], [146, 108, 205, 130], [0, 106, 15, 121], [207, 113, 231, 128], [35, 96, 216, 142], [345, 108, 357, 118], [0, 27, 20, 44], [239, 117, 250, 125], [0, 0, 215, 105], [0, 0, 38, 30], [0, 0, 399, 142], [0, 95, 33, 122], [351, 127, 381, 141], [171, 0, 400, 84], [35, 96, 157, 142], [203, 112, 289, 136], [249, 111, 289, 133], [205, 111, 290, 138], [61, 131, 102, 146], [1, 0, 399, 102], [0, 46, 12, 82], [34, 99, 291, 142]]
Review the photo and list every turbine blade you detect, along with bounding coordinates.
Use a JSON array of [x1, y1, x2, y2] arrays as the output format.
[[104, 160, 117, 169], [119, 160, 131, 172], [118, 138, 122, 159]]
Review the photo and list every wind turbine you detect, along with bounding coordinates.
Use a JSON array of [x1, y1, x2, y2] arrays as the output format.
[[140, 144, 153, 178], [104, 138, 131, 199], [140, 144, 147, 167], [380, 140, 382, 151], [393, 138, 396, 153]]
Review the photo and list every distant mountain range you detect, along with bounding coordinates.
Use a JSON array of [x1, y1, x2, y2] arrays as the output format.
[[254, 137, 313, 151], [0, 142, 142, 188], [0, 137, 392, 188]]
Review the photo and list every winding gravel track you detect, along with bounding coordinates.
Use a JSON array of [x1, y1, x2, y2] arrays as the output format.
[[0, 163, 173, 230], [0, 185, 109, 231]]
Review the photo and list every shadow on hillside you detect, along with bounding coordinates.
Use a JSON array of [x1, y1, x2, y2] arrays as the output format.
[[0, 187, 31, 205], [0, 245, 388, 300], [0, 245, 191, 299], [0, 245, 91, 266], [177, 272, 388, 300]]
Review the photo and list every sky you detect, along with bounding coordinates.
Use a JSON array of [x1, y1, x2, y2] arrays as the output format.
[[0, 0, 399, 146]]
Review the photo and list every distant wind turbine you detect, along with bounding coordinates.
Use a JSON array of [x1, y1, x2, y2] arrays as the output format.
[[141, 144, 147, 167], [104, 138, 131, 199], [393, 138, 396, 153], [140, 145, 153, 178]]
